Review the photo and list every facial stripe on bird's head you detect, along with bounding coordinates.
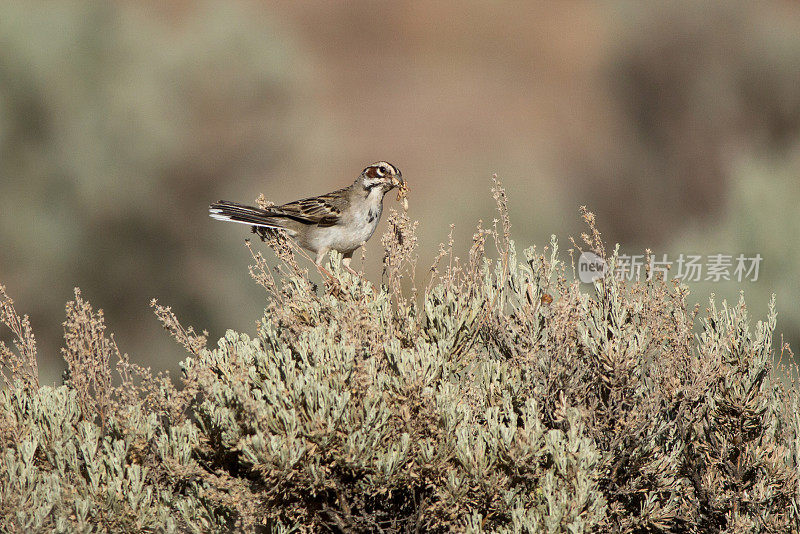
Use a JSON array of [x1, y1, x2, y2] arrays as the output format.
[[364, 164, 384, 180], [365, 162, 399, 178], [379, 161, 400, 176], [362, 161, 401, 190]]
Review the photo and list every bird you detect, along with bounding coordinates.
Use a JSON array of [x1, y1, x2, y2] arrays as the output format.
[[209, 161, 405, 275]]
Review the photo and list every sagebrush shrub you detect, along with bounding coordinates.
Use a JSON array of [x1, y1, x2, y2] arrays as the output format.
[[1, 178, 798, 532]]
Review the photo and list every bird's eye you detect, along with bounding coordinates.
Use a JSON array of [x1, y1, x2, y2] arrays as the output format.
[[376, 166, 386, 176]]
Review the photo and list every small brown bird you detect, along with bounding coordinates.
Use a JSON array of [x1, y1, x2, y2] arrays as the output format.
[[210, 162, 405, 275]]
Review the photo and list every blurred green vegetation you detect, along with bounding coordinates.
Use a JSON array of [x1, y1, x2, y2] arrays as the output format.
[[1, 1, 799, 379], [0, 1, 310, 381], [668, 153, 800, 353], [603, 2, 800, 354]]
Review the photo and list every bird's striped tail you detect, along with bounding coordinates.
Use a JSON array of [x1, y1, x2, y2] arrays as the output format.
[[209, 201, 277, 228]]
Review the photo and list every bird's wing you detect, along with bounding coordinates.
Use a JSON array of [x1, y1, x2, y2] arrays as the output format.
[[271, 188, 349, 227]]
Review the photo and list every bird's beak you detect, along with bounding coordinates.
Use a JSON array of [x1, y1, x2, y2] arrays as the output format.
[[391, 172, 404, 189]]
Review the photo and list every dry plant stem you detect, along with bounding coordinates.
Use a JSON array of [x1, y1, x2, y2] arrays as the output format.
[[61, 288, 116, 425], [150, 299, 207, 356], [573, 205, 605, 258], [0, 285, 38, 390], [381, 208, 419, 306], [426, 225, 454, 296], [449, 175, 512, 359]]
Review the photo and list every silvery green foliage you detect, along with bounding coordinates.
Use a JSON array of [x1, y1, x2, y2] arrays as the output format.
[[0, 384, 217, 533], [1, 232, 799, 532], [176, 243, 607, 531]]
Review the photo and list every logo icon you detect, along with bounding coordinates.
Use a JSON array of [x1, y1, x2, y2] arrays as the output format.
[[578, 251, 606, 283]]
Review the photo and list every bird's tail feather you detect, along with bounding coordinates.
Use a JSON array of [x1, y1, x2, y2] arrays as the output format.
[[209, 201, 288, 231]]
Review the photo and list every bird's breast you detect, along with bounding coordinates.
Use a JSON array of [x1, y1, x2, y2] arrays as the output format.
[[349, 203, 382, 245], [306, 201, 383, 254], [338, 201, 382, 252]]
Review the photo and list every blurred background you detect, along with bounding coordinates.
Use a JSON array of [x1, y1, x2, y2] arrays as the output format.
[[1, 1, 799, 383]]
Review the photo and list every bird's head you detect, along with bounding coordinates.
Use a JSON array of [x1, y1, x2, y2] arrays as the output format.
[[357, 161, 404, 195]]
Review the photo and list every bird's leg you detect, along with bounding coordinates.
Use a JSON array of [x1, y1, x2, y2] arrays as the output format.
[[342, 251, 358, 276], [315, 249, 348, 297], [314, 249, 339, 281]]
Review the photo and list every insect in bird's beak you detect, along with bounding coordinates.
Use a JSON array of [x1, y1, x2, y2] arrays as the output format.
[[395, 173, 409, 211]]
